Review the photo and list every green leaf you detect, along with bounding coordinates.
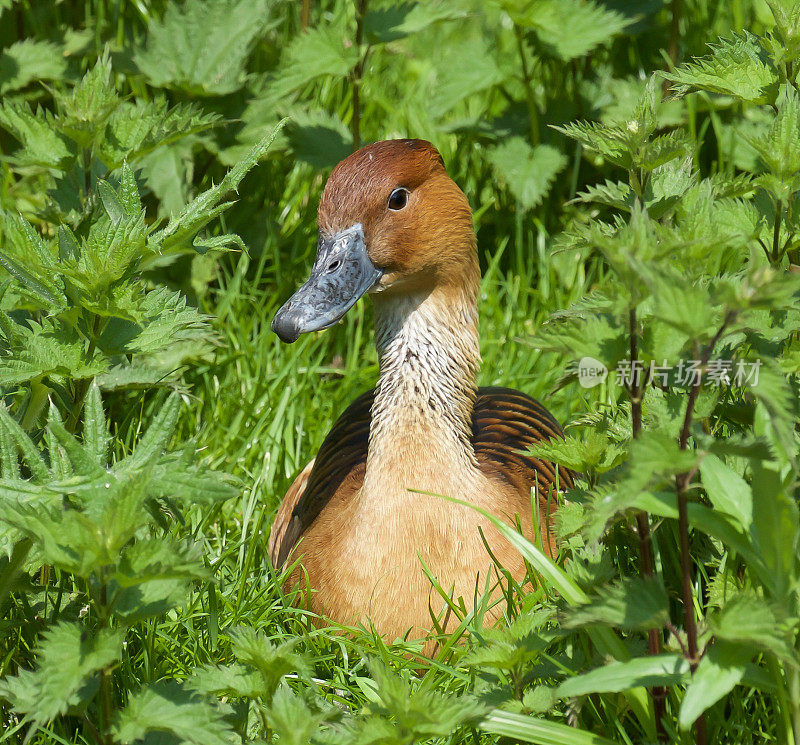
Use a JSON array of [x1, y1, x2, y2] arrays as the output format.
[[271, 23, 360, 98], [435, 493, 655, 738], [112, 681, 235, 745], [749, 455, 798, 599], [709, 596, 796, 664], [82, 381, 109, 474], [480, 709, 619, 745], [268, 684, 328, 745], [121, 392, 181, 471], [0, 39, 67, 94], [699, 454, 752, 531], [0, 406, 49, 483], [0, 102, 72, 167], [112, 538, 208, 622], [134, 0, 273, 95], [0, 318, 107, 386], [150, 120, 286, 255], [55, 52, 120, 149], [226, 629, 311, 701], [99, 98, 221, 170], [428, 41, 504, 118], [530, 430, 625, 475], [562, 576, 669, 631], [348, 661, 483, 742], [488, 139, 567, 210], [520, 0, 633, 61], [678, 641, 750, 729], [557, 655, 690, 697], [664, 32, 779, 103], [744, 85, 800, 183], [630, 430, 700, 478], [286, 109, 353, 169], [0, 622, 123, 727]]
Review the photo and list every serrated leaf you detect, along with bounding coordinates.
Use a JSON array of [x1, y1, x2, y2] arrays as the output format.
[[489, 139, 567, 209], [82, 381, 109, 466], [557, 655, 690, 698], [678, 641, 750, 729], [429, 41, 504, 118], [55, 52, 120, 149], [271, 23, 360, 98], [99, 98, 221, 170], [709, 596, 795, 663], [664, 32, 778, 103], [112, 538, 208, 622], [630, 429, 699, 478], [268, 684, 328, 745], [0, 102, 72, 167], [0, 318, 107, 386], [227, 629, 311, 700], [562, 576, 669, 631], [112, 681, 235, 745], [744, 84, 800, 184], [0, 622, 123, 727], [0, 406, 49, 483], [117, 162, 142, 216], [121, 393, 181, 471], [286, 109, 352, 169], [0, 39, 67, 94], [519, 0, 633, 61], [150, 120, 286, 255], [572, 179, 633, 211]]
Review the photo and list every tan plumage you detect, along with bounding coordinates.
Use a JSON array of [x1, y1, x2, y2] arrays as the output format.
[[269, 139, 572, 651]]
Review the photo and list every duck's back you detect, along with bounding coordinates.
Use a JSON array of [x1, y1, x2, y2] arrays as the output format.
[[268, 387, 572, 569]]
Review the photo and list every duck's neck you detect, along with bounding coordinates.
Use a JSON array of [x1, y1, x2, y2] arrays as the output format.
[[364, 274, 481, 485]]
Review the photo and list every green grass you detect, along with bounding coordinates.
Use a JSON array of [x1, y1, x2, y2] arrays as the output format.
[[1, 0, 799, 743]]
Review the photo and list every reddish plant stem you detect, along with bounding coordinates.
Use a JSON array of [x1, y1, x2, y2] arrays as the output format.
[[674, 317, 732, 745], [351, 0, 369, 151], [629, 308, 668, 742]]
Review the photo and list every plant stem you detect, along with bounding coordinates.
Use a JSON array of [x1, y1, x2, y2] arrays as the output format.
[[667, 0, 681, 65], [300, 0, 311, 30], [20, 379, 49, 430], [350, 0, 369, 151], [65, 314, 101, 433], [773, 199, 783, 265], [790, 651, 800, 745], [514, 25, 539, 146], [673, 317, 732, 745], [97, 577, 114, 745], [629, 307, 668, 742]]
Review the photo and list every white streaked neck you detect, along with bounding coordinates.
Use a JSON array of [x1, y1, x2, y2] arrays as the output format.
[[364, 282, 481, 483]]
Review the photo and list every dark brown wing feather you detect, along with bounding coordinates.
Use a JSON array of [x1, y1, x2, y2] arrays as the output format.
[[270, 390, 374, 567], [269, 386, 572, 568], [472, 386, 574, 502]]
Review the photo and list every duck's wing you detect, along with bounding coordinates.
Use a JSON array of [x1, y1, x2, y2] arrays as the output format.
[[472, 386, 574, 505], [268, 389, 374, 568], [267, 457, 315, 567]]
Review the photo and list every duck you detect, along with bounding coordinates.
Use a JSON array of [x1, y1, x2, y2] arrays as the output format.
[[268, 139, 572, 651]]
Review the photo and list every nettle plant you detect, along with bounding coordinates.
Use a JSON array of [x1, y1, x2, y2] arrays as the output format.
[[0, 56, 283, 742], [510, 11, 800, 745]]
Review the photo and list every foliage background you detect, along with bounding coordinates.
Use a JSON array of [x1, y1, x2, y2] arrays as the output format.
[[0, 0, 799, 744]]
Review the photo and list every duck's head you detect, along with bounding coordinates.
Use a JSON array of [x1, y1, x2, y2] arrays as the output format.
[[272, 139, 476, 343]]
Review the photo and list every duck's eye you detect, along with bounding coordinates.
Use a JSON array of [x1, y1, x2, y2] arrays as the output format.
[[388, 188, 409, 211]]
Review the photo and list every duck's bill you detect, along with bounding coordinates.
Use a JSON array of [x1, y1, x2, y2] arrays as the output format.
[[271, 223, 383, 343]]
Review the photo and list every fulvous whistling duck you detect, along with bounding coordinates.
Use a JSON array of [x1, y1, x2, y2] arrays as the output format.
[[269, 139, 572, 650]]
